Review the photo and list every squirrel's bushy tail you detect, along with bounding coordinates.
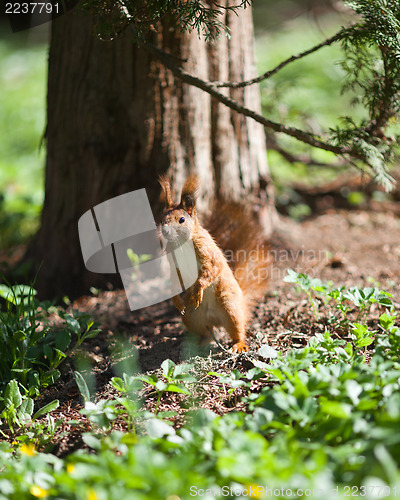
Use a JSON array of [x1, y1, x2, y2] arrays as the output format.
[[203, 200, 271, 308]]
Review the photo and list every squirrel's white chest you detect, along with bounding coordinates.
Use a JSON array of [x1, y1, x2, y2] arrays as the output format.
[[194, 283, 226, 326]]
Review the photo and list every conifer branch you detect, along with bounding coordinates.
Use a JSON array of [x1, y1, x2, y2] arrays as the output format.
[[91, 0, 397, 190], [214, 28, 348, 89], [142, 39, 350, 156], [266, 136, 348, 170], [142, 39, 394, 190]]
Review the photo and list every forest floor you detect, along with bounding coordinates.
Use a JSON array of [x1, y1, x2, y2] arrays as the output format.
[[3, 177, 400, 456]]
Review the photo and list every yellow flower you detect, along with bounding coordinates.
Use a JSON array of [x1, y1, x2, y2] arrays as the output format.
[[245, 484, 263, 498], [20, 443, 36, 456], [87, 488, 98, 500], [30, 485, 48, 498], [66, 463, 75, 474]]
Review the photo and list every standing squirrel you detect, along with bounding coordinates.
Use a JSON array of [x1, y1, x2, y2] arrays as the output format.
[[159, 175, 270, 353]]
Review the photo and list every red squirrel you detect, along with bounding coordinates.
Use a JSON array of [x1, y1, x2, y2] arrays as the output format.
[[159, 175, 269, 353]]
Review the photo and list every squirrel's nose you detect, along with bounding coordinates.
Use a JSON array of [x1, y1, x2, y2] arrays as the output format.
[[161, 224, 172, 238]]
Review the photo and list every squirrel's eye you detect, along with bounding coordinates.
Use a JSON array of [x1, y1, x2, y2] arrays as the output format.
[[179, 216, 185, 224]]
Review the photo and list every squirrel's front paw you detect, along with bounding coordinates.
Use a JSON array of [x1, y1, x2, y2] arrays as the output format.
[[232, 341, 248, 353], [172, 295, 186, 315], [190, 284, 203, 310]]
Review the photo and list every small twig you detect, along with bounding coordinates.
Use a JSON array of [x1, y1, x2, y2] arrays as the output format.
[[267, 135, 348, 169], [206, 326, 229, 353], [211, 0, 250, 13], [214, 28, 348, 88], [365, 45, 396, 138]]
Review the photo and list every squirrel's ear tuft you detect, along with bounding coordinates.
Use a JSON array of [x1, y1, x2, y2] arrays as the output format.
[[180, 175, 200, 216], [159, 174, 174, 208], [182, 194, 195, 216]]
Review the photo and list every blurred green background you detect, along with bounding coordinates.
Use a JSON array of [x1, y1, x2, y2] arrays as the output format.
[[0, 23, 47, 249], [0, 1, 360, 250]]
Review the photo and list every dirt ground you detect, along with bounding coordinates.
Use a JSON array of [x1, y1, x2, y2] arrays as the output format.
[[68, 202, 400, 374], [3, 182, 400, 455]]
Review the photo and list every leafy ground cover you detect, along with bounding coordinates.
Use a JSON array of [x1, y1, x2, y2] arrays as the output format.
[[0, 199, 399, 499]]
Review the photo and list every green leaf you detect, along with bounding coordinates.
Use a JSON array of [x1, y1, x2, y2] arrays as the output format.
[[156, 410, 178, 419], [378, 297, 393, 307], [43, 343, 54, 361], [32, 400, 59, 421], [345, 379, 362, 405], [134, 375, 157, 386], [82, 432, 102, 450], [55, 330, 71, 351], [0, 284, 13, 303], [155, 380, 168, 392], [320, 400, 352, 419], [64, 315, 81, 335], [251, 359, 271, 371], [189, 408, 217, 428], [111, 377, 125, 392], [127, 248, 139, 266], [283, 269, 301, 284], [380, 312, 397, 330], [258, 345, 278, 359], [351, 323, 371, 339], [4, 380, 22, 409], [18, 397, 34, 417], [11, 285, 37, 297], [356, 338, 374, 348], [53, 348, 67, 363], [345, 288, 364, 307], [173, 363, 194, 378], [0, 284, 37, 305], [161, 359, 175, 378], [41, 369, 61, 387], [82, 328, 101, 340], [164, 383, 190, 395], [374, 444, 398, 484], [145, 418, 175, 438], [0, 479, 14, 496], [117, 397, 138, 415], [246, 367, 264, 380], [74, 371, 91, 402]]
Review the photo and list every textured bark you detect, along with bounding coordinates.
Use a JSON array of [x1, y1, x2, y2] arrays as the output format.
[[28, 0, 275, 299]]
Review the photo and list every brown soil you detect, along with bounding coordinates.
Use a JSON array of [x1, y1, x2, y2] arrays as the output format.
[[2, 186, 400, 456]]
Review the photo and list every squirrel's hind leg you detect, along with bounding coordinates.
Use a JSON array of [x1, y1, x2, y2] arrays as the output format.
[[218, 296, 249, 353], [182, 303, 248, 353], [226, 320, 249, 353]]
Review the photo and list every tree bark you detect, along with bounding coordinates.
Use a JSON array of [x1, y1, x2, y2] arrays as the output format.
[[27, 0, 275, 299]]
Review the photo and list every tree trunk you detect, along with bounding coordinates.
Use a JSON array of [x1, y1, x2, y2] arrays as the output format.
[[28, 0, 275, 299]]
